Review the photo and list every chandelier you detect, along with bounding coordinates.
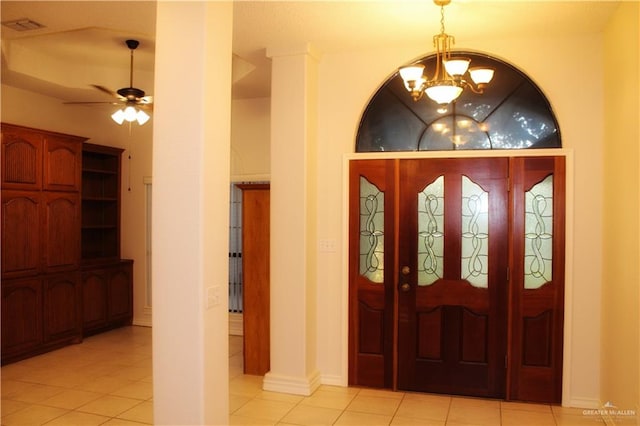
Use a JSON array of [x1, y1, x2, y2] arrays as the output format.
[[399, 0, 494, 108]]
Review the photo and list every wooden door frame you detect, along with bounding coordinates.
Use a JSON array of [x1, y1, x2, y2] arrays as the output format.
[[342, 149, 575, 406]]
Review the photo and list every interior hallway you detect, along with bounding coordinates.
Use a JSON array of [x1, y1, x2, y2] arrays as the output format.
[[1, 326, 605, 425]]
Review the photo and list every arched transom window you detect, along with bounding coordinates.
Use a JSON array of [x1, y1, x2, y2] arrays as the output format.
[[356, 52, 561, 152]]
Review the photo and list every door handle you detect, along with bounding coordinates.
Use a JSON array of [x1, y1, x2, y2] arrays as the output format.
[[400, 282, 411, 292], [401, 266, 410, 275]]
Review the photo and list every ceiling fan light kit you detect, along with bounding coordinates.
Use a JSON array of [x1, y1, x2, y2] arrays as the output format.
[[399, 0, 494, 109], [65, 38, 153, 126]]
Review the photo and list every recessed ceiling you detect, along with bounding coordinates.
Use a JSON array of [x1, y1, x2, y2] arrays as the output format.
[[1, 1, 621, 102]]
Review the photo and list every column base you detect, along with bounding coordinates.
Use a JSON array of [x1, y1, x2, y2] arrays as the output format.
[[262, 369, 321, 396]]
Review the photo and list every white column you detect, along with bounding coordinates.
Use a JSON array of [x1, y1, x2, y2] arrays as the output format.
[[152, 2, 232, 424], [263, 44, 320, 395]]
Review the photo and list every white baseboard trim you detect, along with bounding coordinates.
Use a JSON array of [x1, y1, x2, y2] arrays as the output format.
[[262, 370, 321, 396], [229, 313, 243, 336], [320, 373, 347, 387], [565, 397, 601, 408], [132, 317, 152, 327]]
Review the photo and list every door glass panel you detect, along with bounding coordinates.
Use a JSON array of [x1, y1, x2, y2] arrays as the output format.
[[524, 175, 553, 289], [359, 176, 384, 283], [461, 176, 489, 288], [417, 176, 444, 286]]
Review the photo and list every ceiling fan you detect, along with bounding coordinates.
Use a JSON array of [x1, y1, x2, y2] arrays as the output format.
[[65, 39, 153, 124]]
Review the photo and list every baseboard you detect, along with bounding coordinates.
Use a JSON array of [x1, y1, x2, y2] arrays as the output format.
[[320, 373, 347, 387], [132, 317, 152, 327], [565, 396, 601, 409], [229, 313, 243, 336], [263, 369, 321, 396]]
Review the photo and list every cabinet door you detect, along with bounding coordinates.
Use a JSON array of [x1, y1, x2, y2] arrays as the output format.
[[108, 262, 133, 324], [1, 191, 42, 278], [43, 192, 80, 272], [82, 270, 108, 332], [1, 125, 42, 190], [43, 135, 82, 192], [1, 278, 43, 359], [44, 273, 82, 343]]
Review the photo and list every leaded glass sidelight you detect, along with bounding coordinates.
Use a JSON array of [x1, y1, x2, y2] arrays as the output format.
[[461, 176, 489, 288], [359, 176, 385, 283], [417, 176, 444, 286], [524, 175, 553, 289]]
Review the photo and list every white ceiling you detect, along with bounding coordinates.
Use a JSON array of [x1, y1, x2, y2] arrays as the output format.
[[1, 1, 621, 103]]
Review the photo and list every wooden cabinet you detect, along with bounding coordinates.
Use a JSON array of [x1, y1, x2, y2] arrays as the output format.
[[44, 192, 81, 272], [1, 124, 86, 364], [1, 278, 43, 360], [82, 261, 133, 336], [1, 125, 133, 364], [2, 123, 83, 191], [1, 190, 42, 278], [81, 143, 123, 263], [43, 272, 82, 343]]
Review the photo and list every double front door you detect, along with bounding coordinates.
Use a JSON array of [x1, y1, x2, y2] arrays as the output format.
[[348, 157, 565, 403]]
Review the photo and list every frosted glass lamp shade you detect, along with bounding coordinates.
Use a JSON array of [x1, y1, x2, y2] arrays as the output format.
[[111, 106, 151, 125], [399, 65, 425, 90], [443, 58, 470, 77], [469, 67, 495, 85], [425, 83, 463, 105]]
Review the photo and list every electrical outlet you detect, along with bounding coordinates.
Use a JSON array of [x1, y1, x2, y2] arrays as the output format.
[[206, 286, 221, 309]]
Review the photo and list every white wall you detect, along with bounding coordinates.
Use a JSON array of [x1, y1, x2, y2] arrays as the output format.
[[602, 1, 640, 415], [231, 97, 270, 181]]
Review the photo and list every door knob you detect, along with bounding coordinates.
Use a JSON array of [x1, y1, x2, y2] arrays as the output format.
[[401, 266, 410, 275], [400, 282, 411, 292]]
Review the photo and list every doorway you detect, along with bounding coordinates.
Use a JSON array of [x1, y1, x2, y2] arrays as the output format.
[[348, 156, 565, 403]]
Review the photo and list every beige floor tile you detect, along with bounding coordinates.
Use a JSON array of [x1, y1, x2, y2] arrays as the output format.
[[232, 398, 296, 422], [0, 404, 68, 426], [554, 412, 606, 425], [451, 396, 501, 409], [44, 410, 110, 425], [1, 379, 35, 399], [228, 414, 277, 425], [346, 394, 402, 416], [117, 400, 154, 424], [76, 394, 143, 417], [448, 404, 501, 426], [75, 375, 136, 394], [230, 374, 265, 398], [300, 389, 358, 410], [6, 383, 65, 404], [391, 415, 446, 425], [109, 380, 153, 400], [317, 385, 361, 396], [230, 394, 253, 413], [502, 407, 557, 426], [255, 390, 305, 404], [39, 388, 103, 410], [0, 399, 30, 417], [394, 394, 451, 422], [334, 410, 393, 425], [357, 387, 404, 399], [501, 400, 553, 413], [280, 404, 343, 425]]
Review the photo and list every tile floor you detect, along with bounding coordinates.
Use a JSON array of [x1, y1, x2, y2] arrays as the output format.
[[1, 326, 606, 425]]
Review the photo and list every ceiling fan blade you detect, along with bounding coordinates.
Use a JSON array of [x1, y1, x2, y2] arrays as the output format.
[[63, 101, 122, 105], [91, 84, 123, 99], [139, 95, 153, 105]]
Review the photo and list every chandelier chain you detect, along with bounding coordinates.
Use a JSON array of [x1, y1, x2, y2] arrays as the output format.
[[440, 5, 446, 35]]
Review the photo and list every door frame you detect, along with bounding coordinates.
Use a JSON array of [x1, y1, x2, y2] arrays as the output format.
[[341, 149, 575, 406]]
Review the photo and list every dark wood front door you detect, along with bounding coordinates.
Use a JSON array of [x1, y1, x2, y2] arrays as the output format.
[[348, 156, 565, 403], [396, 158, 508, 398]]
